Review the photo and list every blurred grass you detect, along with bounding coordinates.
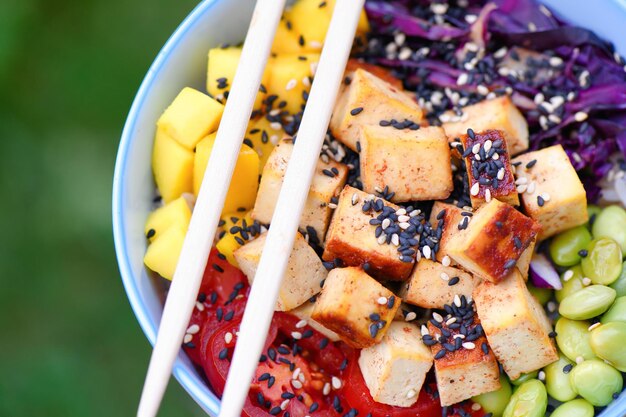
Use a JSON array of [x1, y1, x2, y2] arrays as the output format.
[[0, 0, 205, 415]]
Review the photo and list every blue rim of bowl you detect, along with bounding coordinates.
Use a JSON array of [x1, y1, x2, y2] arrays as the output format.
[[112, 0, 222, 415], [113, 0, 626, 416]]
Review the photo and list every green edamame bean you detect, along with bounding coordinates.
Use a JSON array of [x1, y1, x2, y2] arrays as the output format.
[[610, 261, 626, 297], [549, 225, 592, 267], [502, 379, 547, 417], [544, 354, 577, 402], [556, 265, 584, 303], [509, 370, 538, 386], [527, 282, 552, 305], [592, 205, 626, 252], [559, 285, 616, 320], [581, 238, 623, 285], [550, 399, 594, 417], [472, 374, 511, 417], [569, 359, 623, 406], [601, 296, 626, 324], [590, 322, 626, 372], [555, 317, 596, 361]]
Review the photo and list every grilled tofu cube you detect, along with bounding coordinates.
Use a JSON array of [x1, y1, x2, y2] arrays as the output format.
[[400, 259, 476, 309], [311, 266, 400, 348], [447, 199, 541, 283], [473, 269, 558, 379], [441, 96, 528, 155], [517, 237, 536, 281], [511, 145, 588, 239], [426, 306, 501, 406], [459, 129, 519, 208], [252, 139, 347, 241], [360, 125, 453, 202], [323, 186, 416, 281], [330, 69, 423, 151], [290, 301, 340, 342], [429, 201, 466, 265], [234, 232, 326, 311], [358, 322, 433, 407]]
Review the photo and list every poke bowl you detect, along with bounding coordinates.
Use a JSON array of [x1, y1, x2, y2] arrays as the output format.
[[113, 0, 626, 416]]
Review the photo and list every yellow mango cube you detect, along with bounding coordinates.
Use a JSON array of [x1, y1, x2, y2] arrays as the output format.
[[216, 211, 255, 267], [143, 225, 186, 280], [266, 54, 319, 115], [194, 133, 260, 213], [245, 116, 286, 173], [206, 47, 268, 109], [144, 195, 193, 242], [271, 18, 306, 54], [157, 87, 224, 150], [152, 128, 194, 203]]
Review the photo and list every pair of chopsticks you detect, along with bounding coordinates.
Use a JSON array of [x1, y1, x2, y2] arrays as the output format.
[[137, 0, 366, 416]]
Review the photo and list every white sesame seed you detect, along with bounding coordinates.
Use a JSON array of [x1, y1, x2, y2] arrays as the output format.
[[291, 379, 303, 389], [457, 73, 469, 86], [568, 91, 576, 101], [385, 42, 398, 54], [492, 152, 500, 161], [377, 235, 387, 245], [405, 312, 417, 321], [439, 113, 451, 123], [472, 143, 481, 154], [195, 302, 205, 311], [310, 62, 318, 76], [442, 255, 451, 267], [539, 115, 549, 130], [302, 76, 311, 87], [549, 56, 563, 67], [281, 399, 291, 410], [446, 317, 457, 326], [391, 234, 400, 246], [465, 14, 477, 24], [589, 322, 602, 331], [498, 67, 510, 77], [516, 184, 527, 193], [187, 324, 200, 335], [579, 70, 590, 87], [538, 371, 546, 381], [470, 182, 480, 196], [394, 32, 406, 45], [497, 167, 505, 180], [377, 296, 388, 305], [574, 111, 588, 122], [483, 140, 493, 153], [183, 334, 193, 344], [573, 152, 582, 163], [309, 41, 322, 49], [576, 356, 585, 365], [539, 4, 552, 16], [296, 319, 308, 329], [582, 277, 592, 286], [534, 92, 545, 104], [423, 246, 432, 260], [550, 95, 565, 108], [440, 272, 450, 281], [472, 402, 482, 411], [526, 181, 536, 194], [485, 188, 492, 203], [547, 301, 557, 312], [328, 203, 338, 209], [285, 79, 298, 91], [382, 218, 391, 230], [399, 222, 410, 230], [323, 382, 331, 396], [398, 215, 410, 223], [541, 192, 551, 202], [515, 177, 528, 185], [433, 312, 444, 323], [563, 270, 574, 282], [224, 332, 233, 344], [528, 22, 537, 32], [454, 294, 462, 307], [299, 372, 305, 383], [548, 114, 562, 124], [431, 3, 448, 14], [453, 334, 466, 339], [406, 389, 417, 399], [421, 325, 429, 336], [462, 342, 476, 349], [270, 122, 282, 131], [332, 376, 342, 390], [398, 47, 412, 61], [540, 101, 554, 113], [494, 47, 508, 59], [351, 193, 359, 206], [396, 208, 407, 215], [270, 135, 280, 145], [291, 331, 302, 340], [477, 85, 489, 95]]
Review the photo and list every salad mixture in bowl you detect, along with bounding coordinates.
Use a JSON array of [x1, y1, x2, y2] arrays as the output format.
[[135, 0, 626, 416]]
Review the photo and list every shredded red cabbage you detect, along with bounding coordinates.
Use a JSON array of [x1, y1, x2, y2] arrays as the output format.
[[362, 0, 626, 201]]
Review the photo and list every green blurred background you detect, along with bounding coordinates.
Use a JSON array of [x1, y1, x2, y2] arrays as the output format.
[[0, 1, 205, 415]]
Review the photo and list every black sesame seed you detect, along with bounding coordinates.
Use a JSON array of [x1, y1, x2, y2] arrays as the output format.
[[504, 259, 516, 269], [218, 348, 229, 360], [513, 236, 522, 249], [481, 342, 489, 355], [257, 392, 265, 405], [350, 107, 364, 116], [269, 406, 281, 415], [212, 263, 224, 273], [277, 346, 290, 355], [448, 276, 460, 286], [369, 313, 381, 321], [224, 310, 234, 321], [319, 338, 329, 349], [548, 331, 557, 338], [526, 159, 537, 169], [146, 229, 156, 238], [369, 323, 379, 338], [467, 128, 475, 139], [184, 342, 196, 349], [309, 402, 319, 413], [282, 392, 295, 399], [434, 349, 446, 359], [578, 249, 588, 257], [340, 359, 348, 371], [387, 295, 396, 309], [563, 364, 573, 373], [216, 307, 224, 321]]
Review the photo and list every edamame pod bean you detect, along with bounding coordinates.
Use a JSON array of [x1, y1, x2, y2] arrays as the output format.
[[549, 225, 592, 267], [527, 282, 552, 306], [601, 296, 626, 324], [550, 399, 594, 417], [581, 238, 623, 285], [509, 370, 538, 386], [472, 374, 511, 417], [592, 205, 626, 252], [556, 265, 584, 303], [559, 285, 616, 320], [544, 354, 577, 402], [610, 261, 626, 297], [590, 322, 626, 371], [569, 359, 623, 406], [555, 317, 596, 361], [502, 379, 547, 417]]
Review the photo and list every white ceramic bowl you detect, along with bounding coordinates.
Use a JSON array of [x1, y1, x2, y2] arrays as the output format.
[[113, 0, 626, 415]]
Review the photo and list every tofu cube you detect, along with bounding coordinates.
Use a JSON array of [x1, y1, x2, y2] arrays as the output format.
[[426, 307, 501, 406], [330, 69, 423, 151], [360, 125, 453, 202], [311, 266, 401, 348], [358, 322, 433, 407], [459, 129, 519, 208], [252, 139, 348, 242], [157, 87, 224, 150], [290, 301, 341, 342], [517, 237, 536, 281], [399, 259, 476, 309], [234, 232, 327, 311], [323, 186, 415, 281], [473, 269, 559, 379], [447, 199, 541, 283], [441, 96, 528, 155], [511, 145, 588, 239], [428, 201, 466, 265]]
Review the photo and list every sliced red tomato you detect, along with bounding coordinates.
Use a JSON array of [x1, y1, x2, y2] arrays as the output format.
[[199, 248, 249, 305]]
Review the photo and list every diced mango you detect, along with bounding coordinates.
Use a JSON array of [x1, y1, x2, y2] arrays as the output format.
[[265, 54, 319, 115], [206, 47, 269, 109], [157, 87, 224, 150], [152, 128, 194, 203], [193, 133, 260, 213], [271, 18, 306, 54], [143, 225, 186, 280], [144, 195, 193, 242], [245, 116, 286, 173], [216, 211, 254, 267]]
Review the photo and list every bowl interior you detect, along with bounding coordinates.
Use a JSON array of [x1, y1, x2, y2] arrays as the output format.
[[113, 0, 626, 415]]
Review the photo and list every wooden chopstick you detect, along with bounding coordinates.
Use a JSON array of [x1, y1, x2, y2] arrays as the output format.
[[217, 1, 366, 416], [136, 1, 286, 416]]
